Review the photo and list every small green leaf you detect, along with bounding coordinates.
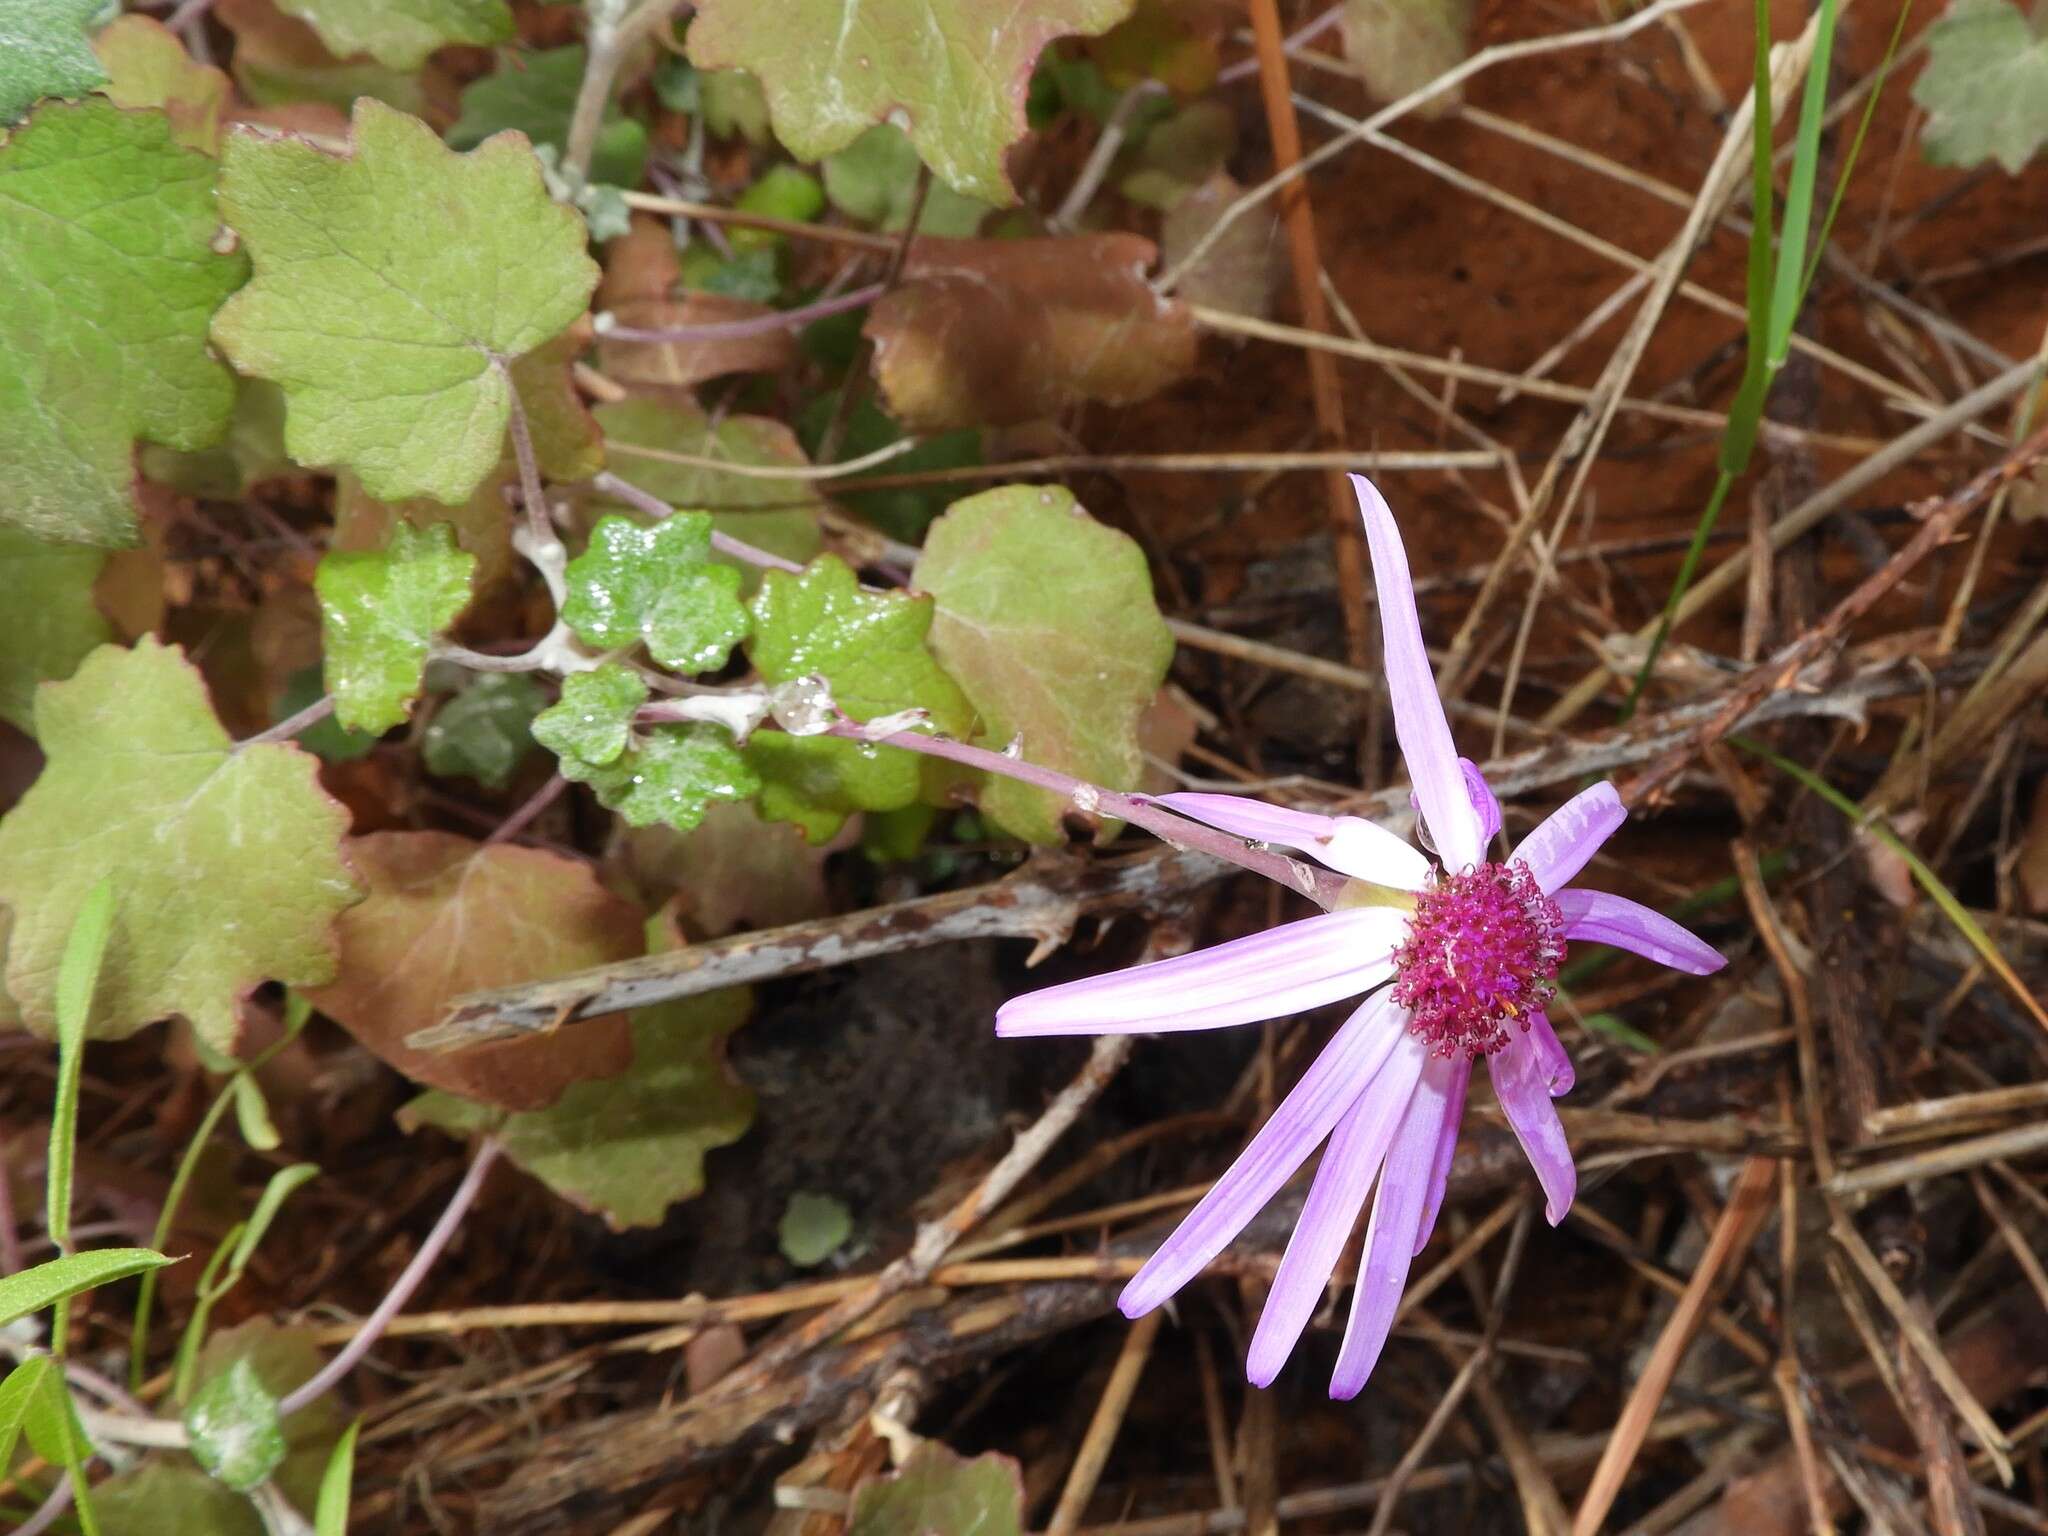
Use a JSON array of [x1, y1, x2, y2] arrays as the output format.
[[0, 1357, 94, 1470], [0, 1249, 174, 1328], [211, 98, 599, 507], [315, 1419, 361, 1536], [1913, 0, 2048, 173], [0, 526, 111, 735], [823, 125, 993, 235], [563, 515, 750, 674], [91, 1461, 259, 1536], [402, 984, 753, 1229], [449, 44, 648, 187], [686, 0, 1135, 201], [0, 0, 106, 123], [0, 639, 363, 1052], [745, 556, 972, 842], [778, 1191, 852, 1266], [92, 14, 230, 157], [185, 1356, 287, 1493], [532, 663, 647, 771], [315, 520, 476, 733], [423, 672, 543, 788], [0, 98, 247, 545], [913, 487, 1172, 842], [729, 163, 825, 250], [581, 723, 760, 832], [225, 1164, 320, 1283], [192, 1322, 346, 1516], [679, 243, 783, 302], [275, 0, 513, 70], [848, 1443, 1025, 1536]]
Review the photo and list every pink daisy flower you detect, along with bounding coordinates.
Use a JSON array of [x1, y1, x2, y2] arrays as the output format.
[[996, 476, 1725, 1398]]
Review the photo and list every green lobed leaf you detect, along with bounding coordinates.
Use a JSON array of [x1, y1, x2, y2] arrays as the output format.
[[913, 486, 1172, 842], [686, 0, 1135, 202], [315, 520, 477, 733], [848, 1443, 1026, 1536], [822, 124, 995, 236], [275, 0, 514, 70], [402, 983, 754, 1230], [211, 98, 599, 507], [184, 1357, 286, 1493], [0, 526, 111, 735], [1913, 0, 2048, 174], [423, 672, 543, 788], [0, 98, 248, 546], [744, 556, 973, 842], [0, 0, 106, 123], [0, 1249, 173, 1328], [93, 1460, 261, 1536], [0, 638, 363, 1052], [581, 723, 761, 832], [533, 663, 646, 770], [778, 1191, 852, 1266], [588, 398, 825, 581], [562, 515, 750, 674], [449, 44, 648, 187]]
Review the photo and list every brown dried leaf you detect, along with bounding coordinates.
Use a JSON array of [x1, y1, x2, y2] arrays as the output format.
[[1340, 0, 1475, 116], [333, 468, 518, 592], [865, 233, 1196, 432], [594, 215, 795, 391], [612, 800, 832, 938], [308, 831, 637, 1110], [1161, 172, 1280, 320]]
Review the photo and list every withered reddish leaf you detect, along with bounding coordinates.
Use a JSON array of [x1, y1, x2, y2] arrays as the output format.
[[309, 831, 637, 1111], [594, 214, 794, 391], [865, 234, 1196, 432], [1162, 173, 1281, 320]]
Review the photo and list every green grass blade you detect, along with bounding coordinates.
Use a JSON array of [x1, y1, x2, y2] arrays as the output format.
[[316, 1419, 362, 1536], [47, 880, 115, 1250], [1734, 738, 2048, 1036], [1766, 0, 1841, 368], [1796, 1, 1913, 303]]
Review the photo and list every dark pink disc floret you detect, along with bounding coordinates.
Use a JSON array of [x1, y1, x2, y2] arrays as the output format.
[[1392, 860, 1565, 1058]]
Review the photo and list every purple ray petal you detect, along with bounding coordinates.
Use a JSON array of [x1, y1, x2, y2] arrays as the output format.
[[1328, 1051, 1462, 1399], [1488, 1031, 1577, 1225], [1459, 759, 1502, 845], [1121, 991, 1407, 1318], [1412, 1053, 1471, 1255], [1527, 1013, 1575, 1097], [1156, 792, 1429, 890], [1350, 475, 1482, 873], [995, 906, 1407, 1038], [1555, 888, 1726, 975], [1513, 781, 1625, 893], [1245, 1030, 1427, 1386]]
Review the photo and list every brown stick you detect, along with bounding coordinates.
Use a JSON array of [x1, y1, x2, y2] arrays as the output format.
[[1244, 0, 1368, 671]]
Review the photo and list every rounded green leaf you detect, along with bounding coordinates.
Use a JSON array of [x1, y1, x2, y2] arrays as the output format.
[[913, 486, 1172, 842], [185, 1356, 286, 1493], [562, 515, 750, 674], [211, 98, 599, 506], [423, 672, 543, 788], [532, 663, 648, 772], [276, 0, 513, 70]]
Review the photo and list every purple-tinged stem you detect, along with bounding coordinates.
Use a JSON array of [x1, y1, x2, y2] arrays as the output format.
[[484, 774, 567, 847], [599, 282, 885, 344], [16, 1479, 70, 1536], [239, 693, 337, 749], [822, 721, 1347, 907], [278, 1138, 501, 1419], [589, 471, 807, 573], [500, 364, 552, 548]]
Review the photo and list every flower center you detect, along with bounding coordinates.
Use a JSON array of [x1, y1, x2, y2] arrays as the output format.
[[1392, 860, 1564, 1058]]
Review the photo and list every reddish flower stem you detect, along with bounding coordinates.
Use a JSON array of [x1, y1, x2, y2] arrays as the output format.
[[821, 721, 1347, 908]]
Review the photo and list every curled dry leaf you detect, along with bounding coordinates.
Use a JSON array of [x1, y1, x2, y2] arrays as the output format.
[[865, 233, 1197, 433], [308, 831, 637, 1111], [594, 220, 795, 392]]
